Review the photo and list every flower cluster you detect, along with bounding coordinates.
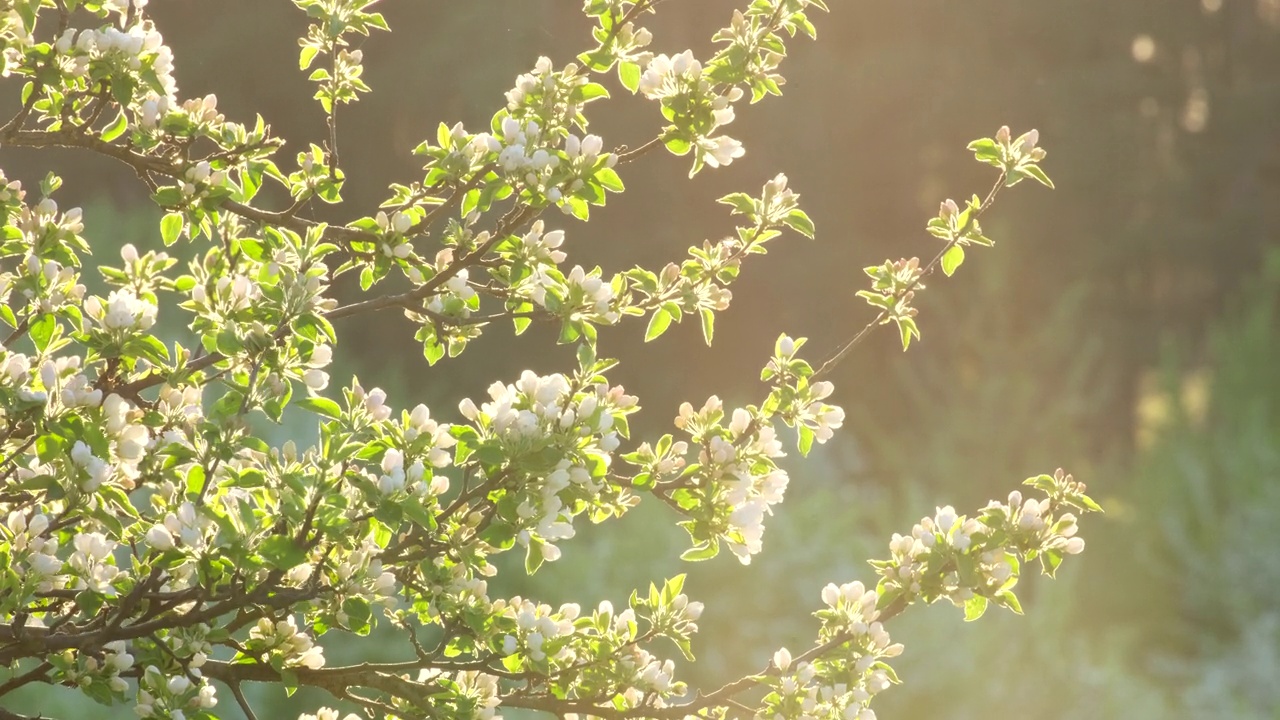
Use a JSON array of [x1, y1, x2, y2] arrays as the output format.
[[51, 18, 177, 101], [872, 469, 1101, 620], [245, 616, 326, 670], [85, 288, 158, 336], [513, 219, 567, 265], [456, 369, 637, 562], [1, 512, 64, 610], [68, 531, 121, 595], [638, 50, 745, 171], [135, 663, 218, 720], [498, 597, 579, 663], [47, 639, 136, 706], [663, 395, 796, 563], [145, 502, 208, 553], [757, 582, 899, 720]]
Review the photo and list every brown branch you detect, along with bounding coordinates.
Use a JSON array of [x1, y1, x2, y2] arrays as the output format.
[[326, 203, 541, 321], [614, 135, 664, 163], [0, 661, 52, 698], [229, 681, 260, 720]]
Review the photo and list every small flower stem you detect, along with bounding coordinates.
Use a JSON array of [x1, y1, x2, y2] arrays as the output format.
[[812, 169, 1008, 381]]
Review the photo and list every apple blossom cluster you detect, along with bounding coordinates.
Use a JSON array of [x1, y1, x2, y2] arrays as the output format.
[[426, 578, 704, 717], [498, 596, 581, 663], [581, 0, 828, 176], [638, 50, 745, 171], [1, 511, 64, 611], [757, 581, 902, 720], [454, 367, 639, 565], [871, 469, 1102, 621], [51, 18, 175, 98], [761, 334, 845, 450], [245, 615, 327, 670], [660, 393, 796, 564], [44, 639, 137, 707], [505, 56, 595, 132], [134, 663, 218, 720]]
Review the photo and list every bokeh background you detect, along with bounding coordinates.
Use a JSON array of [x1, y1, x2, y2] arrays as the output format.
[[4, 1, 1280, 718]]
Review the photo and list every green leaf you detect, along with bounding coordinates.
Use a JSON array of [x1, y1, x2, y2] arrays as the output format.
[[997, 589, 1024, 615], [75, 590, 104, 617], [1040, 548, 1064, 578], [717, 192, 756, 218], [185, 465, 206, 496], [1023, 164, 1055, 189], [342, 596, 373, 635], [35, 434, 64, 463], [576, 82, 610, 102], [664, 135, 692, 156], [299, 45, 319, 70], [29, 313, 56, 352], [967, 137, 1002, 165], [680, 541, 719, 562], [130, 335, 171, 365], [160, 212, 183, 246], [699, 307, 715, 346], [281, 668, 299, 697], [99, 112, 129, 143], [797, 424, 815, 457], [783, 209, 816, 239], [897, 317, 919, 351], [963, 594, 989, 621], [644, 308, 674, 342], [297, 396, 342, 419], [940, 245, 965, 277], [594, 167, 625, 193], [874, 660, 902, 685], [259, 536, 307, 571], [525, 539, 546, 575], [1078, 494, 1104, 513], [618, 61, 641, 93], [579, 48, 614, 72]]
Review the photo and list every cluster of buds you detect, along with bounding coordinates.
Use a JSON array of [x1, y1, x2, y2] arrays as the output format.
[[245, 615, 326, 670], [872, 470, 1101, 620]]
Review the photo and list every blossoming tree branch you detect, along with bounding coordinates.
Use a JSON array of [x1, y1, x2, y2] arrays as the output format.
[[0, 1, 1100, 720]]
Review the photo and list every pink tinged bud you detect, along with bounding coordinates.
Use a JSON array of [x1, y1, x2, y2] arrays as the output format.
[[1064, 537, 1086, 554]]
